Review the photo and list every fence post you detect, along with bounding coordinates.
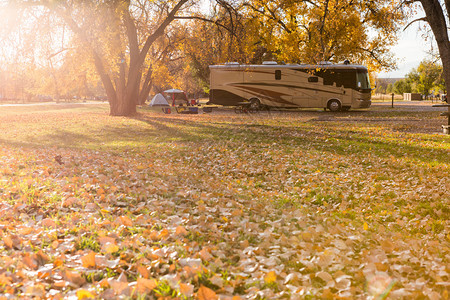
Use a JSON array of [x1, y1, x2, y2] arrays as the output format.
[[391, 93, 394, 108]]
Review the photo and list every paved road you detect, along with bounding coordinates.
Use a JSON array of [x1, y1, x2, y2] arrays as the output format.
[[372, 101, 447, 112], [0, 101, 106, 107], [0, 100, 447, 113]]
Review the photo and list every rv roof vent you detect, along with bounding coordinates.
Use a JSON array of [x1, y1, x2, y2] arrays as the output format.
[[224, 62, 239, 65], [262, 61, 278, 65], [319, 61, 333, 65]]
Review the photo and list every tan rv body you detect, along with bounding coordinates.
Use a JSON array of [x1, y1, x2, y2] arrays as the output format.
[[209, 63, 371, 111]]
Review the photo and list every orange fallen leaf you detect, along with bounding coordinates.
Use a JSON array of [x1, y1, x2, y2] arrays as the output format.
[[64, 270, 86, 287], [179, 282, 194, 297], [264, 271, 277, 284], [198, 285, 218, 300], [199, 248, 212, 261], [158, 229, 170, 239], [53, 257, 64, 268], [3, 236, 13, 249], [175, 226, 188, 236], [109, 280, 129, 295], [42, 218, 57, 228], [81, 251, 96, 268], [76, 289, 95, 299], [23, 253, 38, 270], [136, 278, 157, 294], [102, 242, 119, 254], [137, 265, 150, 278], [25, 284, 45, 297], [363, 222, 369, 231], [0, 273, 11, 285], [119, 216, 133, 227]]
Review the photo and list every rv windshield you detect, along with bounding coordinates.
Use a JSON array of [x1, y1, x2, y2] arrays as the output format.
[[356, 71, 371, 90]]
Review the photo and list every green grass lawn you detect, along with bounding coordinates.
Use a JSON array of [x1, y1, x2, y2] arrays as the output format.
[[0, 104, 448, 299]]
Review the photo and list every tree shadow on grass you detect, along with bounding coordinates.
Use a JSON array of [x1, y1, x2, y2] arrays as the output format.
[[1, 110, 447, 167], [133, 113, 449, 166]]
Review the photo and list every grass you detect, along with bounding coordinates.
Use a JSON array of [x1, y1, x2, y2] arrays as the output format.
[[0, 103, 448, 298]]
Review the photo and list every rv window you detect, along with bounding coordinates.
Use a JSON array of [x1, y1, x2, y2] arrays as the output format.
[[275, 70, 281, 80], [308, 77, 319, 83], [315, 70, 334, 85]]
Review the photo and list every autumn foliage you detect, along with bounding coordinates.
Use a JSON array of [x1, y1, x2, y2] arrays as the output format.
[[0, 104, 448, 298]]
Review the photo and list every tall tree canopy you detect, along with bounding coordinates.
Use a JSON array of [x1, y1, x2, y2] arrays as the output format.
[[240, 0, 407, 71], [406, 60, 445, 97], [4, 0, 192, 116]]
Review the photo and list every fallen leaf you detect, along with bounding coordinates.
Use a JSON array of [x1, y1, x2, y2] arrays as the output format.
[[264, 271, 277, 284], [81, 251, 96, 268], [76, 289, 95, 299], [137, 265, 150, 278], [198, 285, 218, 300], [175, 225, 188, 236], [64, 270, 86, 287], [42, 218, 57, 228], [179, 282, 194, 297], [102, 242, 119, 254], [136, 278, 157, 294]]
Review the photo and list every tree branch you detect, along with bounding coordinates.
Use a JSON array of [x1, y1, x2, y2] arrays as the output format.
[[403, 16, 427, 30], [174, 16, 237, 35], [242, 2, 292, 34]]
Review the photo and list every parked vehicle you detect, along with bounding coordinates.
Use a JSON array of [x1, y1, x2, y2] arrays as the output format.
[[209, 61, 372, 111]]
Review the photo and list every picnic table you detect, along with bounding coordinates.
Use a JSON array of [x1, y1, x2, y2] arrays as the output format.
[[432, 103, 450, 134]]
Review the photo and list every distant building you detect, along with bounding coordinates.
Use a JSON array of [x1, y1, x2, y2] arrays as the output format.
[[403, 93, 422, 101]]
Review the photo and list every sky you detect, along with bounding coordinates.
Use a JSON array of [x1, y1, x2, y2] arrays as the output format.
[[376, 14, 434, 79]]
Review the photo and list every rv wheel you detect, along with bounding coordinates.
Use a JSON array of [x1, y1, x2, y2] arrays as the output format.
[[327, 99, 341, 112], [250, 98, 261, 111]]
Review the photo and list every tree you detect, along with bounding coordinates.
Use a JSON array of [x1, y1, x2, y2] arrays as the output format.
[[4, 0, 191, 116], [413, 0, 450, 96], [406, 60, 443, 98], [375, 85, 386, 95], [241, 0, 408, 72], [179, 1, 257, 93], [393, 79, 412, 94], [386, 83, 394, 94]]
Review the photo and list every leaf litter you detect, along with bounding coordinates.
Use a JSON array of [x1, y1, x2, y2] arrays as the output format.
[[0, 108, 448, 299]]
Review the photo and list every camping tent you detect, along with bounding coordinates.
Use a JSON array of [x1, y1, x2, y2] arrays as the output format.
[[149, 93, 169, 106], [164, 89, 184, 94], [163, 89, 189, 106]]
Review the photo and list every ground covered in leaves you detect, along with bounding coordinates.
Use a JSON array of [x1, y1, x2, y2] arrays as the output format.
[[0, 104, 448, 299]]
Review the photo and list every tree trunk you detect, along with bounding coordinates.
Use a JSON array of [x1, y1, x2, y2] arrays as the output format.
[[110, 94, 137, 116], [138, 67, 153, 105], [419, 0, 450, 94]]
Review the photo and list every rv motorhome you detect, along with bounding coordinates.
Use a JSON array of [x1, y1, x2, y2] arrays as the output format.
[[209, 61, 372, 111]]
